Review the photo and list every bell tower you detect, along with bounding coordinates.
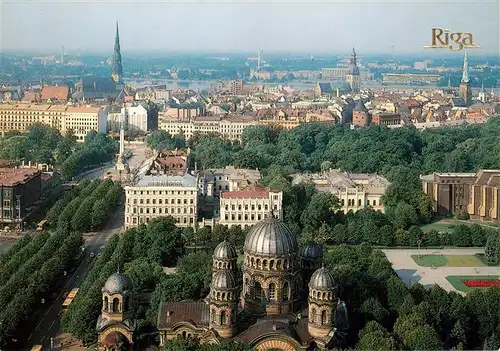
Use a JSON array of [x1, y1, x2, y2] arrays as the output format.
[[308, 267, 338, 340], [458, 50, 472, 106]]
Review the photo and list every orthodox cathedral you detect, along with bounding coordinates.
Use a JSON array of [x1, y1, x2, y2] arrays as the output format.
[[96, 216, 348, 350]]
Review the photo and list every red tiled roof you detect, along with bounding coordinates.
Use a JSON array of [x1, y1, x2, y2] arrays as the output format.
[[403, 99, 421, 108], [41, 86, 69, 102], [221, 183, 279, 199], [21, 92, 40, 103], [0, 168, 40, 186]]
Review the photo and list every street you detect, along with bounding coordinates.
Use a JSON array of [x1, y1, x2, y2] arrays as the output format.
[[25, 204, 125, 351]]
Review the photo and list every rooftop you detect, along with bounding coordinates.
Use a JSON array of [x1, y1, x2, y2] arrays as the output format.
[[0, 168, 40, 187], [136, 173, 197, 188]]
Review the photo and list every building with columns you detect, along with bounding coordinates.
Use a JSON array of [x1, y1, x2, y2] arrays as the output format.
[[420, 170, 500, 222], [156, 218, 349, 350]]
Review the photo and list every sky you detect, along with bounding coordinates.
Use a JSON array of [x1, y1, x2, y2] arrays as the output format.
[[1, 0, 499, 55]]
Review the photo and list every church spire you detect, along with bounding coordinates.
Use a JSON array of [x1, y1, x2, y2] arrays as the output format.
[[112, 21, 123, 84], [461, 50, 469, 84], [447, 76, 451, 88]]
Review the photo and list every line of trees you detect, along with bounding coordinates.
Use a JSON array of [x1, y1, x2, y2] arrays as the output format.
[[62, 217, 187, 347], [0, 230, 83, 345], [47, 179, 122, 232], [60, 131, 118, 180]]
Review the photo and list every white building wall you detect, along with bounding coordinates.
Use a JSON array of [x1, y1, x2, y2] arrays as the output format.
[[219, 191, 283, 229], [124, 184, 198, 229]]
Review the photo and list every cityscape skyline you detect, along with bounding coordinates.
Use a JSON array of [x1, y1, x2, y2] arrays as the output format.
[[2, 0, 499, 55]]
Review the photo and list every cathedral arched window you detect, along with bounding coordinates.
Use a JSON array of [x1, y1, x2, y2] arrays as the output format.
[[312, 308, 317, 323], [321, 310, 327, 325], [220, 310, 227, 325], [255, 282, 262, 300], [211, 309, 216, 323], [270, 260, 274, 270], [263, 260, 268, 269], [222, 292, 226, 300], [269, 283, 276, 300], [112, 298, 120, 313], [103, 296, 108, 312], [283, 281, 289, 301], [245, 278, 249, 295]]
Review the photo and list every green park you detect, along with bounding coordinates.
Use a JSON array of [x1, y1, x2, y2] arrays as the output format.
[[411, 254, 488, 267]]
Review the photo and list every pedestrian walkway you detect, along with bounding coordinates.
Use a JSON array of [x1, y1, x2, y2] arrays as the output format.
[[382, 248, 499, 295]]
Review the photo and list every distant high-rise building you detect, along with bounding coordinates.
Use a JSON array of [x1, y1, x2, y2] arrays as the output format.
[[111, 22, 123, 84], [345, 48, 361, 93], [230, 79, 243, 95], [458, 50, 472, 107]]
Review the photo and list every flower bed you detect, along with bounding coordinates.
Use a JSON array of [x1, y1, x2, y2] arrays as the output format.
[[463, 279, 500, 287]]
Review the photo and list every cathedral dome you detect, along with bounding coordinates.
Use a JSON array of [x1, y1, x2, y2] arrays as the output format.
[[212, 270, 237, 290], [213, 241, 237, 260], [299, 242, 324, 260], [102, 272, 133, 295], [309, 267, 336, 290], [244, 217, 298, 257]]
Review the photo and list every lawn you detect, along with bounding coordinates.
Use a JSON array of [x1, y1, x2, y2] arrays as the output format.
[[420, 219, 500, 233], [412, 254, 487, 267], [419, 221, 455, 233], [446, 275, 500, 293]]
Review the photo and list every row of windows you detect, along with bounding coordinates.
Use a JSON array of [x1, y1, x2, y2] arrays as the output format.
[[224, 203, 278, 211], [246, 256, 291, 270], [126, 215, 194, 225], [127, 206, 194, 214], [342, 198, 381, 207], [245, 281, 290, 301], [128, 198, 194, 205], [128, 190, 195, 195], [224, 213, 270, 222]]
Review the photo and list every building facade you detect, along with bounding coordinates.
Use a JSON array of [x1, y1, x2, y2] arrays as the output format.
[[230, 80, 243, 95], [219, 183, 283, 229], [159, 115, 258, 141], [124, 173, 198, 229], [292, 170, 389, 214], [352, 100, 370, 127], [0, 168, 42, 229], [157, 219, 349, 350], [421, 170, 500, 222], [0, 104, 108, 141], [123, 103, 158, 132], [371, 112, 401, 126]]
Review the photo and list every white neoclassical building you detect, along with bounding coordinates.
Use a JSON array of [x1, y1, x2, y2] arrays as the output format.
[[291, 169, 390, 214], [218, 183, 283, 229], [124, 173, 198, 229]]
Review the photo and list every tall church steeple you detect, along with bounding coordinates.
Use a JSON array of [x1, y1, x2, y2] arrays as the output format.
[[461, 50, 470, 84], [112, 22, 123, 84], [346, 47, 361, 94], [458, 50, 472, 106]]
